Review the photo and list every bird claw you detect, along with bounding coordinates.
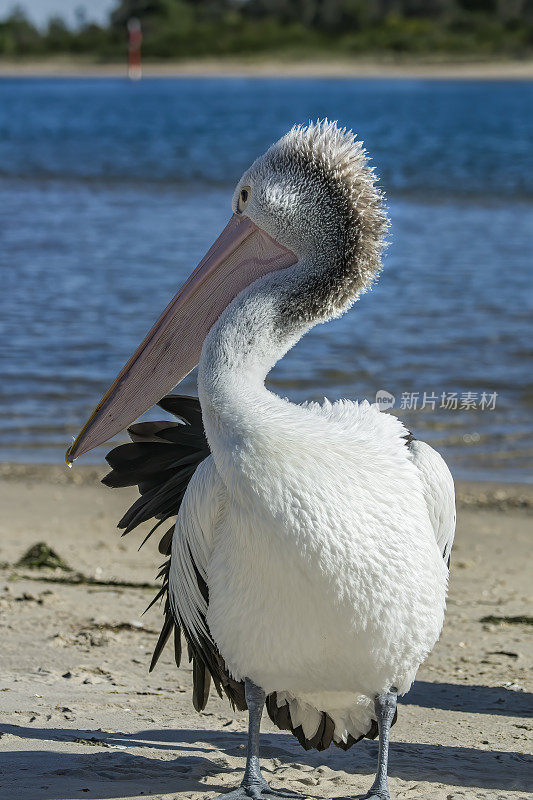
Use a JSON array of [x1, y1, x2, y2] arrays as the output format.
[[352, 789, 390, 800], [217, 784, 307, 799]]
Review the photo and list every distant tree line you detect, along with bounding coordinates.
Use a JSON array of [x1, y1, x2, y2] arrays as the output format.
[[1, 0, 532, 59]]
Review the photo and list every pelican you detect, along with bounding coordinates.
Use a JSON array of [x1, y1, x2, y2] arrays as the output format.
[[66, 120, 455, 800]]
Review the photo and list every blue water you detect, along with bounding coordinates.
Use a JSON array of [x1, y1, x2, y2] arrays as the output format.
[[1, 77, 532, 481]]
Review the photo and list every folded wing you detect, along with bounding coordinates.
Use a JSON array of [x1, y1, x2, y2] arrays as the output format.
[[408, 439, 456, 566], [102, 394, 246, 712]]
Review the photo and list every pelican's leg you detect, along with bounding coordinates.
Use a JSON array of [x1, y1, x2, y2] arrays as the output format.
[[356, 688, 397, 800], [221, 678, 299, 799], [239, 678, 269, 797]]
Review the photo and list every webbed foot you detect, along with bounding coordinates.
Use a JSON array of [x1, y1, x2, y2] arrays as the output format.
[[218, 783, 305, 799], [352, 789, 390, 800]]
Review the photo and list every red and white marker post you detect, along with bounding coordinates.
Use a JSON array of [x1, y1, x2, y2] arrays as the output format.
[[127, 17, 142, 81]]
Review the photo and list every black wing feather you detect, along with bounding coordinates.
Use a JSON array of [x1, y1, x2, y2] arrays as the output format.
[[102, 394, 245, 715], [149, 610, 174, 672], [173, 624, 182, 667], [157, 394, 204, 428], [192, 657, 212, 712]]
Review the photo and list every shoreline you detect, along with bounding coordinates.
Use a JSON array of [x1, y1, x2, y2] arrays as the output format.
[[2, 461, 532, 511], [1, 56, 533, 80]]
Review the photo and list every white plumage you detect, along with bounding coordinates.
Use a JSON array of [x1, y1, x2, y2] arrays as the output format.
[[169, 229, 454, 747]]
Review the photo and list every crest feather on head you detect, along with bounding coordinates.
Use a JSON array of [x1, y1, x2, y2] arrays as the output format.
[[277, 119, 389, 315]]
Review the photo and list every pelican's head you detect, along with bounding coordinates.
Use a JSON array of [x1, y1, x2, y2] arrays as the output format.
[[66, 120, 387, 463], [233, 120, 387, 321]]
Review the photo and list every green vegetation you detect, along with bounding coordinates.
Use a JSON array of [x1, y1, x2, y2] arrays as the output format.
[[16, 541, 71, 571], [480, 614, 533, 625], [1, 0, 532, 60]]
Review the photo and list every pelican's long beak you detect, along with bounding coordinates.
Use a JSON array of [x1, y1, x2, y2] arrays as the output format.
[[66, 214, 296, 463]]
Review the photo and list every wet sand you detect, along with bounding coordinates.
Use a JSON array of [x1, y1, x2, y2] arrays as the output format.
[[0, 465, 531, 799], [1, 57, 533, 80]]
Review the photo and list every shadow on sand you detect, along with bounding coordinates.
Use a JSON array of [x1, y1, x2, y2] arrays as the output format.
[[1, 715, 531, 799], [402, 680, 532, 718]]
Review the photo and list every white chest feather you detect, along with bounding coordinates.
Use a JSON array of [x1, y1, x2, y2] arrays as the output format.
[[201, 392, 446, 698]]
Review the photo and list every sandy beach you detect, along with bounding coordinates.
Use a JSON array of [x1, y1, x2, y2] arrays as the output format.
[[1, 57, 533, 80], [0, 464, 531, 799]]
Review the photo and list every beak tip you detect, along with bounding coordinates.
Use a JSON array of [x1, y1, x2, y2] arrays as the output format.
[[65, 445, 75, 467]]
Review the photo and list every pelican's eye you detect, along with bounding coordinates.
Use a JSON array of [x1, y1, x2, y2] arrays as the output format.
[[238, 186, 251, 213]]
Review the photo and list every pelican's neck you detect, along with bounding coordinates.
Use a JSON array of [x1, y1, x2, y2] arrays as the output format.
[[197, 262, 314, 446]]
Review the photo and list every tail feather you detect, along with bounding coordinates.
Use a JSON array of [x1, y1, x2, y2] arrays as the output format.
[[266, 691, 393, 752]]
